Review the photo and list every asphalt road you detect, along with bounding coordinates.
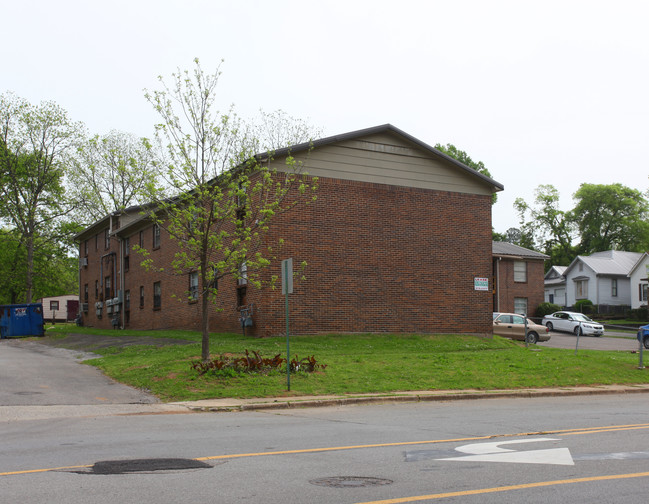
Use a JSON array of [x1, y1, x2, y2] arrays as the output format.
[[0, 339, 158, 406], [2, 394, 649, 503], [540, 330, 643, 351]]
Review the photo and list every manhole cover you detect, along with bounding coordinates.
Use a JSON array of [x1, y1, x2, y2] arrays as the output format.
[[310, 476, 393, 488], [87, 458, 212, 475]]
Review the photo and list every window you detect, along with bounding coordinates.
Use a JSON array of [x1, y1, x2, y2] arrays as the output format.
[[139, 286, 144, 308], [611, 279, 618, 297], [579, 263, 584, 272], [512, 315, 526, 325], [84, 284, 88, 303], [238, 262, 248, 285], [105, 276, 111, 300], [236, 182, 248, 222], [236, 263, 248, 306], [575, 279, 588, 299], [124, 237, 130, 271], [84, 240, 88, 256], [513, 297, 528, 315], [104, 229, 110, 249], [237, 285, 247, 307], [153, 224, 161, 249], [95, 233, 98, 250], [513, 261, 527, 282], [640, 283, 648, 303], [139, 230, 144, 248], [125, 290, 130, 310], [95, 280, 99, 299], [50, 300, 59, 311], [189, 272, 199, 301], [153, 281, 161, 309]]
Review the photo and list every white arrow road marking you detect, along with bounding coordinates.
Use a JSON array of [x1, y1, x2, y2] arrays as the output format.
[[438, 437, 574, 466]]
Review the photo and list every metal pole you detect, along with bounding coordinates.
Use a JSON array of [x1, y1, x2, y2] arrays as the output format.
[[575, 321, 581, 355], [639, 337, 645, 370], [524, 315, 529, 348], [285, 264, 290, 391]]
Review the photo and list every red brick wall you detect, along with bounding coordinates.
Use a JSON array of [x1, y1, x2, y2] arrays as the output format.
[[213, 175, 494, 337], [80, 176, 494, 337], [493, 258, 546, 315], [78, 227, 120, 329]]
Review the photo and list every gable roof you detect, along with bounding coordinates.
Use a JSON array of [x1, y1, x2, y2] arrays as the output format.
[[628, 252, 649, 278], [544, 265, 567, 280], [75, 124, 504, 242], [492, 241, 549, 260], [264, 124, 504, 193], [565, 250, 643, 277]]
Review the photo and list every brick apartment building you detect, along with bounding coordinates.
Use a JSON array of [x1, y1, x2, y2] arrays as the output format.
[[76, 124, 503, 337], [492, 241, 549, 316]]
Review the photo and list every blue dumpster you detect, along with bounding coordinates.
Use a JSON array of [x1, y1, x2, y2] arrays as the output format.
[[0, 304, 45, 338], [637, 324, 649, 350]]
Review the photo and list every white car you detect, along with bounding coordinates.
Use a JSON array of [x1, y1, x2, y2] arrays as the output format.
[[541, 311, 604, 336]]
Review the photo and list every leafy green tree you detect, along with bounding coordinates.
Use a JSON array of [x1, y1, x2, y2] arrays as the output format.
[[69, 130, 160, 224], [142, 59, 317, 361], [0, 92, 84, 302], [0, 227, 26, 304], [434, 143, 497, 203], [571, 183, 649, 254], [514, 184, 577, 268], [0, 227, 78, 304]]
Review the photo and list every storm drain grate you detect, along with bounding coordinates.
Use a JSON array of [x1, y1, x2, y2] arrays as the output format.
[[310, 476, 393, 488], [87, 458, 212, 475]]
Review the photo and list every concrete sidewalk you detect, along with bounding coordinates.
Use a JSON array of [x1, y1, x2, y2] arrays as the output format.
[[171, 384, 649, 412]]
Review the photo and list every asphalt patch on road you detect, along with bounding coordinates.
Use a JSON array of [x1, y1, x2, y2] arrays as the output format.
[[81, 458, 213, 475]]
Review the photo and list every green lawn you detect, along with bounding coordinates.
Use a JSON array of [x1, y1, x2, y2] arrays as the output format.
[[44, 325, 649, 402]]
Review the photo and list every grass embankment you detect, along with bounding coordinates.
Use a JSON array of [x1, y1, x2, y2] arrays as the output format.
[[45, 325, 649, 402]]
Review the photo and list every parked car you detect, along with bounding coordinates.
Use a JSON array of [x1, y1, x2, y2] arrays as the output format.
[[541, 311, 605, 336], [493, 313, 550, 344]]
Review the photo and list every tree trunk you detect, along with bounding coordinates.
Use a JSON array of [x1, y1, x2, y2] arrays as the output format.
[[200, 262, 210, 362], [25, 231, 34, 303]]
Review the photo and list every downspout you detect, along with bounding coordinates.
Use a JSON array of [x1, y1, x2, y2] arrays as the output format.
[[496, 257, 501, 312], [119, 236, 125, 329]]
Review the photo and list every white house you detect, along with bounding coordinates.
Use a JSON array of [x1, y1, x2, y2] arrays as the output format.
[[544, 265, 567, 306], [563, 250, 642, 309], [628, 252, 649, 309]]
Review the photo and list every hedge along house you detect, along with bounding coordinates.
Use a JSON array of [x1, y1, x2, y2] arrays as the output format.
[[75, 124, 503, 337]]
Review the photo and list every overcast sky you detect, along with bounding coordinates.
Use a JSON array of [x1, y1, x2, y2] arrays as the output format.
[[3, 0, 647, 233]]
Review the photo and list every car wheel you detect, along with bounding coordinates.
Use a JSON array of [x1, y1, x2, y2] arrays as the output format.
[[644, 335, 649, 350], [526, 332, 538, 344], [573, 326, 582, 336], [546, 322, 553, 331]]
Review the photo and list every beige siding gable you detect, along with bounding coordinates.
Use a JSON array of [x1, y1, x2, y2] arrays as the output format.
[[275, 131, 494, 196]]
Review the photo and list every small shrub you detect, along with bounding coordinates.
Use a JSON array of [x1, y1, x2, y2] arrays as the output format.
[[630, 307, 648, 322], [536, 302, 561, 317], [191, 350, 326, 376], [574, 299, 594, 314], [290, 355, 327, 373]]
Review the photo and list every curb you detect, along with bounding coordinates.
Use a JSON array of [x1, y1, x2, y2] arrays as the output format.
[[180, 385, 649, 413]]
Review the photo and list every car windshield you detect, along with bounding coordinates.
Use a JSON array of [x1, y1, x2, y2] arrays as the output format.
[[571, 313, 593, 322]]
